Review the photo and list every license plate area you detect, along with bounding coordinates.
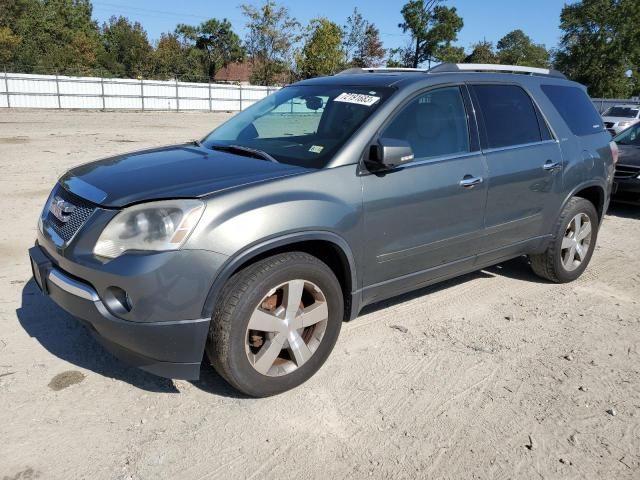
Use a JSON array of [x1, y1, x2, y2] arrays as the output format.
[[29, 246, 52, 294]]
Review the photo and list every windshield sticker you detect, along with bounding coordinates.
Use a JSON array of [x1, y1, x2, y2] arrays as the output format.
[[309, 145, 324, 154], [335, 92, 380, 107]]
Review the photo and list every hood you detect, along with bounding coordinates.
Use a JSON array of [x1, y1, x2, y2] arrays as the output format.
[[617, 143, 640, 167], [59, 143, 309, 208]]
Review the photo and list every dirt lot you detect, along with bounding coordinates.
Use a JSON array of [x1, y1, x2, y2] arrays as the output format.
[[0, 109, 639, 480]]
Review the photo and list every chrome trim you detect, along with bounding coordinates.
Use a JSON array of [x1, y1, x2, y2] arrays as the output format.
[[460, 176, 483, 188], [543, 161, 562, 171], [482, 139, 558, 155], [43, 223, 65, 248], [48, 269, 99, 302], [404, 150, 481, 168], [453, 64, 553, 76], [60, 177, 108, 204]]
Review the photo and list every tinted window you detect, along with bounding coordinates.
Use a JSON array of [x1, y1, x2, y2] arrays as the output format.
[[472, 84, 542, 149], [381, 86, 470, 159], [541, 85, 605, 136]]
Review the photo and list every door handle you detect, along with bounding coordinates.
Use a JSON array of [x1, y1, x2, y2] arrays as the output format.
[[542, 161, 561, 171], [459, 176, 483, 188]]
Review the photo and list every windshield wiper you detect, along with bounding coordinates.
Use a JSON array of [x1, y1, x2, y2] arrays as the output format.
[[210, 144, 279, 163]]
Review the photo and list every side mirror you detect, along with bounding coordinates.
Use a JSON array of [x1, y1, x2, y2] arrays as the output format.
[[368, 138, 415, 170]]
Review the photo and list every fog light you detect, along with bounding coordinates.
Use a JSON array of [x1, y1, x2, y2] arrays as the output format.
[[104, 286, 133, 315]]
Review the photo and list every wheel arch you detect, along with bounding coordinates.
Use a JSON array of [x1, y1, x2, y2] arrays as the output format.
[[201, 231, 359, 322], [560, 181, 607, 222]]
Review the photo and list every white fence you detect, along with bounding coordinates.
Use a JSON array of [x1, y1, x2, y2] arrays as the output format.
[[0, 72, 278, 111]]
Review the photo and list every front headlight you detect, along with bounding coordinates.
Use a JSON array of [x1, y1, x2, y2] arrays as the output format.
[[94, 200, 205, 259], [618, 121, 632, 128]]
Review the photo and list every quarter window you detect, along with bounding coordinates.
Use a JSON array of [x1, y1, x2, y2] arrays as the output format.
[[541, 84, 605, 136], [381, 86, 470, 160], [472, 84, 542, 149]]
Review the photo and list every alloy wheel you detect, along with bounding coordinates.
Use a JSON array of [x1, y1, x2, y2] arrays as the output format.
[[245, 280, 329, 376], [561, 213, 592, 272]]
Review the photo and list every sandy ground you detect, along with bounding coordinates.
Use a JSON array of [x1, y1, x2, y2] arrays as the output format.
[[0, 109, 639, 480]]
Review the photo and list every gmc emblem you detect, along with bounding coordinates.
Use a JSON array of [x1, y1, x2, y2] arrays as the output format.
[[49, 197, 75, 223]]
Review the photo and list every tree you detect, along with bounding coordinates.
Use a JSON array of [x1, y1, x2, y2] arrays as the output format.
[[555, 0, 640, 97], [297, 18, 344, 79], [0, 26, 20, 65], [148, 33, 201, 81], [100, 16, 152, 78], [176, 18, 244, 80], [5, 0, 103, 74], [342, 7, 366, 65], [398, 0, 463, 68], [241, 0, 300, 85], [386, 46, 414, 68], [496, 29, 549, 67], [342, 8, 385, 68], [463, 40, 498, 64]]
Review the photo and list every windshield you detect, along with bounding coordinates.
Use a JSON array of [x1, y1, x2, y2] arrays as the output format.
[[202, 84, 394, 169], [603, 106, 639, 118], [614, 122, 640, 146]]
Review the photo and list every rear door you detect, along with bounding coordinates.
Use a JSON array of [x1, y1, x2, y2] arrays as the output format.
[[469, 83, 564, 261]]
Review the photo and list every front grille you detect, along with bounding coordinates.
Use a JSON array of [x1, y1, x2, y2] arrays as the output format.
[[614, 164, 640, 180], [604, 122, 614, 129], [45, 185, 97, 242]]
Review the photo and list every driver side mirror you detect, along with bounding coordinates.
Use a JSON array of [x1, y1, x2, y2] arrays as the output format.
[[367, 138, 415, 170]]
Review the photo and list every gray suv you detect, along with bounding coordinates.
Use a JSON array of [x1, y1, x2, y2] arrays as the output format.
[[29, 64, 616, 397]]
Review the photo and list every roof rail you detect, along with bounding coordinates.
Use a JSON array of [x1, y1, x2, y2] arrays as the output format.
[[338, 67, 429, 75], [428, 63, 567, 79]]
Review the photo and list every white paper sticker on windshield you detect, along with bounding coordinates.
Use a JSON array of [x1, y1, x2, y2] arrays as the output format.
[[309, 145, 324, 153], [334, 92, 380, 107]]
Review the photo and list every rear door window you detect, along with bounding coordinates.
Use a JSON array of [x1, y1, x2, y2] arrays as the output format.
[[541, 85, 605, 136], [471, 84, 542, 149]]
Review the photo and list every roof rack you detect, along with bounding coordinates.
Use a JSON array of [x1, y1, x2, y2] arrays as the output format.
[[338, 67, 429, 75], [427, 63, 567, 79]]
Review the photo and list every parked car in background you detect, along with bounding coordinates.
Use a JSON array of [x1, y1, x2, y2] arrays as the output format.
[[602, 104, 640, 135], [29, 64, 615, 397], [612, 121, 640, 202]]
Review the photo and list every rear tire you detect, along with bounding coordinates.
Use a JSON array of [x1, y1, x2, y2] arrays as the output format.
[[207, 252, 343, 397], [530, 197, 599, 283]]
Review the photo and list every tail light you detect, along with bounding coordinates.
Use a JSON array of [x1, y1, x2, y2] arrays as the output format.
[[610, 141, 619, 165]]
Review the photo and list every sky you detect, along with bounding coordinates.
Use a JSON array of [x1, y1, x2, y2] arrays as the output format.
[[90, 0, 568, 54]]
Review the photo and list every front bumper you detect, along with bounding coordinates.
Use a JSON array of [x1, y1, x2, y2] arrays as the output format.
[[29, 244, 214, 380]]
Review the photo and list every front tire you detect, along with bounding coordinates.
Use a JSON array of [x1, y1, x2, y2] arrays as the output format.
[[207, 252, 343, 397], [530, 197, 599, 283]]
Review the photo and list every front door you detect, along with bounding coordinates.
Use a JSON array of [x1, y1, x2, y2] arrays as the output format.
[[361, 86, 487, 304]]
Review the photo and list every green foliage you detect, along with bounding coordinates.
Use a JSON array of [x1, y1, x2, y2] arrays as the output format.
[[496, 29, 549, 67], [100, 16, 152, 78], [555, 0, 640, 98], [398, 0, 463, 67], [462, 33, 549, 67], [176, 18, 244, 80], [3, 0, 103, 75], [147, 33, 202, 81], [297, 18, 344, 79], [240, 0, 300, 85], [386, 46, 414, 68], [342, 8, 385, 68], [463, 40, 498, 64]]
